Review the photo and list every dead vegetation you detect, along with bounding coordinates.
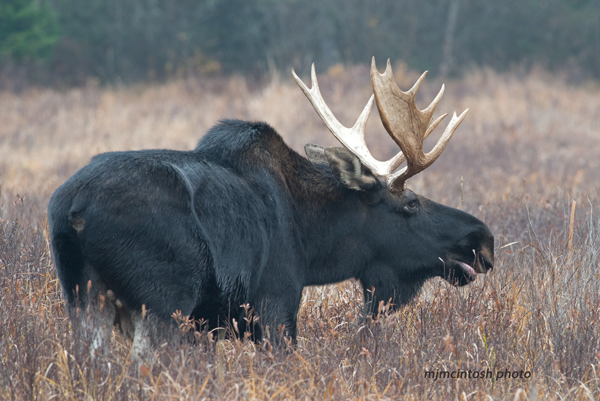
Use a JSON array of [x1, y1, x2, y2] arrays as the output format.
[[1, 65, 600, 400]]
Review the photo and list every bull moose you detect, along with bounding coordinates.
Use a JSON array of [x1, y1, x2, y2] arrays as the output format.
[[48, 58, 494, 358]]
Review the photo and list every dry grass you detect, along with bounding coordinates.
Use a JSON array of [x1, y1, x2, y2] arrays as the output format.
[[1, 64, 600, 400]]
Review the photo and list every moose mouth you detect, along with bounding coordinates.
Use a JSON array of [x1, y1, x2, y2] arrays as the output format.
[[457, 261, 478, 281], [446, 252, 493, 286]]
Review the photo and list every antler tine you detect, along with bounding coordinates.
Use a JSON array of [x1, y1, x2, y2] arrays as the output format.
[[407, 69, 428, 96], [424, 112, 448, 139], [426, 109, 469, 163], [422, 85, 445, 138], [292, 65, 405, 176], [371, 57, 468, 190]]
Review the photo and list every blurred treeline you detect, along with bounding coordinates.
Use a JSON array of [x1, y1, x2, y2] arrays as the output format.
[[1, 0, 599, 87]]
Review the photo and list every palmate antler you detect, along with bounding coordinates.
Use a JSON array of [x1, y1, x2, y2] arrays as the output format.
[[292, 58, 468, 191], [371, 58, 468, 190]]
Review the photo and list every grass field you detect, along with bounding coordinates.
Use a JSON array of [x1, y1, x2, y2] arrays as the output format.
[[1, 64, 600, 400]]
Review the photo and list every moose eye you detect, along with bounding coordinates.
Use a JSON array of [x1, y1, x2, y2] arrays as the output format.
[[404, 200, 419, 212]]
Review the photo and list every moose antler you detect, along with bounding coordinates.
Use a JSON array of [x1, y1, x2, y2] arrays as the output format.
[[291, 64, 406, 177], [292, 60, 468, 191], [371, 58, 468, 190]]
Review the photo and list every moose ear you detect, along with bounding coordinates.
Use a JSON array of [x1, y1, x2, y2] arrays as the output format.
[[304, 144, 330, 167], [324, 147, 380, 191]]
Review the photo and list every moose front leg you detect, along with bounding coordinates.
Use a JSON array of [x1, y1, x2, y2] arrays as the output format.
[[251, 289, 301, 347]]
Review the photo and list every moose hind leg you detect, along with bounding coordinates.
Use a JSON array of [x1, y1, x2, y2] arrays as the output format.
[[103, 291, 156, 362], [131, 312, 156, 361], [65, 262, 119, 358], [68, 286, 116, 359]]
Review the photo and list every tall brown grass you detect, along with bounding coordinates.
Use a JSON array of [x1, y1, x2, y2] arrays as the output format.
[[1, 65, 600, 400]]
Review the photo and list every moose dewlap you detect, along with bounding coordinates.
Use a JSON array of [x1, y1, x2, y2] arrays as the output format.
[[48, 58, 494, 358]]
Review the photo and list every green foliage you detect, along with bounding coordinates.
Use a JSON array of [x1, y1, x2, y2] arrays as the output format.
[[0, 0, 59, 60], [2, 0, 600, 84], [458, 0, 600, 75], [51, 0, 219, 84]]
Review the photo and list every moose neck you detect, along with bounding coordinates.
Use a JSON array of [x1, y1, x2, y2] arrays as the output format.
[[297, 185, 428, 308], [283, 165, 376, 287]]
